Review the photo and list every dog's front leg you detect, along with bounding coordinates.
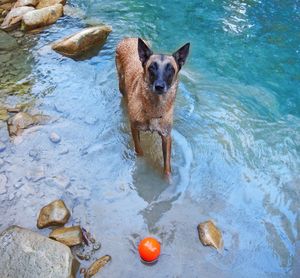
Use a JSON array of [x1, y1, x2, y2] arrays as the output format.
[[161, 135, 172, 176], [131, 125, 143, 156]]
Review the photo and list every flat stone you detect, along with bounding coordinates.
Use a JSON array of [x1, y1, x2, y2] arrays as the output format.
[[22, 4, 63, 30], [0, 226, 79, 278], [49, 131, 61, 143], [14, 0, 38, 8], [85, 255, 111, 278], [36, 0, 65, 9], [0, 141, 6, 152], [0, 173, 7, 195], [197, 220, 223, 250], [49, 226, 83, 247], [37, 199, 70, 228], [26, 166, 45, 182], [52, 25, 112, 58], [0, 29, 18, 50], [1, 6, 34, 31]]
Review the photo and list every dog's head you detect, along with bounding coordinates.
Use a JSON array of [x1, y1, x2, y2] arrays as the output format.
[[138, 38, 190, 95]]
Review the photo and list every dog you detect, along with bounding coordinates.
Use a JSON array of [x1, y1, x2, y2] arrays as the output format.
[[115, 38, 190, 176]]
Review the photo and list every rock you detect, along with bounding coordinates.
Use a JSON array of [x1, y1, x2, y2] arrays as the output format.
[[14, 0, 38, 8], [197, 220, 223, 250], [36, 0, 65, 9], [0, 226, 79, 278], [37, 199, 70, 228], [22, 3, 63, 30], [7, 112, 48, 136], [0, 0, 16, 5], [49, 131, 61, 143], [0, 6, 33, 31], [7, 111, 35, 136], [85, 255, 111, 278], [0, 2, 13, 12], [0, 140, 6, 152], [26, 165, 45, 182], [49, 226, 83, 247], [0, 29, 17, 50], [0, 173, 7, 195], [52, 25, 112, 58]]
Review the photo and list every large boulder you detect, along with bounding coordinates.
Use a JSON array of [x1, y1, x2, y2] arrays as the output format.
[[0, 226, 79, 278], [36, 0, 65, 9], [22, 3, 63, 30], [14, 0, 38, 8], [52, 25, 112, 58], [0, 6, 34, 31]]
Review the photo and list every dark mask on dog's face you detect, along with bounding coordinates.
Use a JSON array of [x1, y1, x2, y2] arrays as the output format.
[[138, 38, 190, 95]]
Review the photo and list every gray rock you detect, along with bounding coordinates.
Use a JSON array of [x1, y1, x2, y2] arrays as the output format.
[[0, 173, 7, 194], [0, 225, 79, 278], [0, 141, 6, 152], [0, 29, 18, 50], [50, 132, 61, 143]]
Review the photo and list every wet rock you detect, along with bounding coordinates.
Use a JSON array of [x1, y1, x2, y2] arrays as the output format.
[[14, 0, 38, 8], [37, 199, 70, 228], [197, 220, 223, 250], [48, 175, 70, 188], [92, 242, 101, 251], [0, 173, 7, 194], [49, 225, 83, 247], [0, 107, 9, 121], [10, 29, 23, 37], [22, 4, 63, 30], [0, 6, 33, 31], [7, 112, 48, 136], [0, 29, 17, 50], [52, 25, 112, 58], [0, 226, 79, 278], [0, 141, 6, 152], [26, 165, 45, 182], [49, 131, 61, 143], [36, 0, 65, 9], [85, 255, 111, 278]]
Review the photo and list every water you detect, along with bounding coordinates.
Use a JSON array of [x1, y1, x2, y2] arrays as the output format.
[[0, 0, 300, 277]]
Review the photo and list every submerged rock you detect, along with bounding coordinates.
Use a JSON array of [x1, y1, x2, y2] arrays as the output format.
[[85, 255, 111, 278], [49, 225, 83, 247], [7, 111, 48, 136], [0, 141, 6, 152], [0, 174, 7, 195], [36, 0, 65, 9], [49, 131, 61, 143], [0, 6, 34, 31], [0, 226, 79, 278], [0, 29, 18, 50], [197, 220, 223, 250], [37, 199, 70, 228], [52, 25, 112, 58], [22, 3, 63, 30], [14, 0, 38, 8]]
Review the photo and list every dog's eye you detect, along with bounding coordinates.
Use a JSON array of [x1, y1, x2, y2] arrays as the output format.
[[165, 63, 174, 73], [148, 62, 158, 73]]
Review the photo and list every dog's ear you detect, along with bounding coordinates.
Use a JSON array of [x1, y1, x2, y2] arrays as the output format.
[[172, 43, 190, 70], [138, 38, 153, 67]]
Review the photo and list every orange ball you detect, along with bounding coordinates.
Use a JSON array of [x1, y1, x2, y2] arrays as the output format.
[[138, 237, 161, 262]]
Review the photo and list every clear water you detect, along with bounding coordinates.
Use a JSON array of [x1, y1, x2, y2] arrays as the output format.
[[0, 0, 300, 277]]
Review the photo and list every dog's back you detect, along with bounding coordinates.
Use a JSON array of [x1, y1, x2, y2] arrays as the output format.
[[115, 38, 143, 99]]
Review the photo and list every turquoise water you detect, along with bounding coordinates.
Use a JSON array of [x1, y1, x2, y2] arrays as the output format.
[[0, 0, 299, 277]]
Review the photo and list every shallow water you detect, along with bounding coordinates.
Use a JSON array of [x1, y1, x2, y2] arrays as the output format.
[[0, 0, 300, 277]]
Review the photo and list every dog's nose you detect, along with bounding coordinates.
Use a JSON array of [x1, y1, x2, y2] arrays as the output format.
[[154, 80, 166, 93]]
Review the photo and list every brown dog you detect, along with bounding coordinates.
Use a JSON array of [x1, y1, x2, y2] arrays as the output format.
[[115, 38, 190, 176]]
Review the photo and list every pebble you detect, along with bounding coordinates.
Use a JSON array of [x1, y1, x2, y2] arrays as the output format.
[[29, 149, 40, 160], [0, 141, 6, 152], [49, 132, 61, 143], [92, 242, 101, 251], [0, 174, 8, 195]]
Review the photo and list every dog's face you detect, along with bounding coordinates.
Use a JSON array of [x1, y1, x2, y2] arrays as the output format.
[[138, 38, 190, 95]]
